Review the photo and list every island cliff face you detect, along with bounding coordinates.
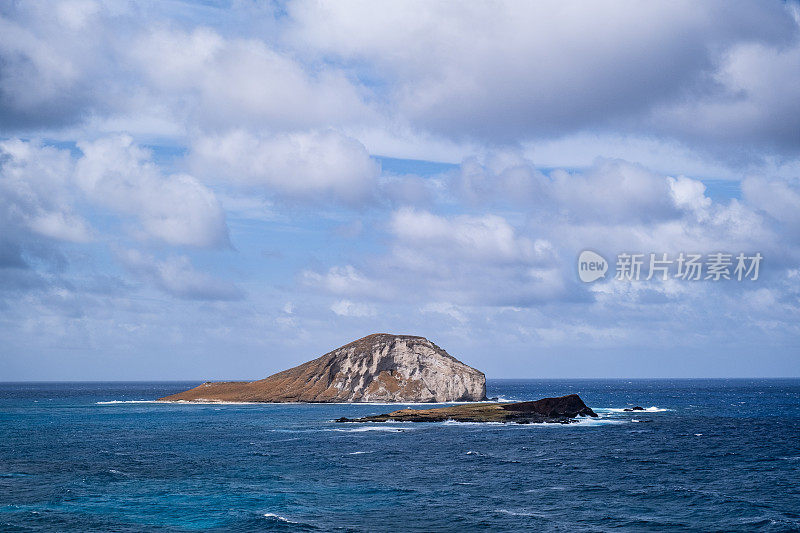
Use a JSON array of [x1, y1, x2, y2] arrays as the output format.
[[159, 333, 487, 403]]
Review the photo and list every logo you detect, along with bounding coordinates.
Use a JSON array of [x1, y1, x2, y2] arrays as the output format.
[[578, 250, 608, 283]]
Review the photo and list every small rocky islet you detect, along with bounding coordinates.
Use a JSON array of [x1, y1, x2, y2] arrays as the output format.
[[336, 393, 598, 425], [161, 333, 603, 424]]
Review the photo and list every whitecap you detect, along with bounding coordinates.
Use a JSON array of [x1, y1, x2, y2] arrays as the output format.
[[495, 509, 545, 518], [263, 513, 297, 523], [162, 399, 259, 405], [441, 420, 504, 426]]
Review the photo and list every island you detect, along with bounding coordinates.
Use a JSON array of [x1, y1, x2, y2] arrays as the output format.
[[335, 394, 598, 424], [159, 333, 487, 403]]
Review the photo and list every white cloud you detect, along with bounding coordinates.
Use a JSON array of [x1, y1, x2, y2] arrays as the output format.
[[301, 265, 388, 300], [0, 139, 91, 242], [190, 129, 379, 204], [451, 154, 678, 222], [742, 176, 800, 238], [76, 135, 229, 247], [128, 26, 372, 132], [390, 208, 553, 265], [668, 176, 712, 214], [330, 299, 376, 317], [420, 302, 467, 323], [305, 209, 566, 307]]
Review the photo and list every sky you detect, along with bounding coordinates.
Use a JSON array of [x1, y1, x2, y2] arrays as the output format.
[[1, 0, 799, 380]]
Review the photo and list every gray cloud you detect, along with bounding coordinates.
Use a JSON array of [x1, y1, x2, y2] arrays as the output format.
[[287, 0, 800, 156]]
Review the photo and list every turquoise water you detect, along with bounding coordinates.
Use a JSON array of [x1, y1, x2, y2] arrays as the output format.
[[1, 379, 799, 531]]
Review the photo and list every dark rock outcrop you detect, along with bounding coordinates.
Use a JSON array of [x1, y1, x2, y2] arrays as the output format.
[[500, 394, 597, 418], [337, 394, 598, 424], [159, 334, 486, 403]]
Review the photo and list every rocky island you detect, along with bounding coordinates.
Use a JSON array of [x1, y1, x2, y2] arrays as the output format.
[[336, 394, 598, 424], [159, 333, 487, 403]]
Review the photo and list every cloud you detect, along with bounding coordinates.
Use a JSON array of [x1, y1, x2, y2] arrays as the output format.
[[305, 208, 566, 307], [76, 135, 229, 247], [0, 4, 372, 137], [742, 176, 800, 240], [1, 1, 799, 379], [450, 153, 677, 222], [420, 302, 468, 323], [330, 299, 376, 317], [390, 208, 553, 265], [654, 38, 800, 157], [129, 26, 373, 132], [189, 129, 379, 204], [287, 0, 799, 155], [119, 249, 243, 301], [301, 152, 800, 311], [301, 265, 386, 299], [4, 0, 799, 163], [0, 1, 108, 130], [0, 139, 92, 243]]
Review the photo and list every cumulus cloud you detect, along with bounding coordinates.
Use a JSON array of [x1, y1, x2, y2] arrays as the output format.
[[76, 135, 229, 247], [451, 153, 677, 222], [0, 139, 91, 243], [190, 129, 379, 204], [286, 0, 798, 154], [2, 1, 800, 378], [305, 208, 566, 306], [0, 1, 111, 130], [129, 26, 372, 131], [4, 0, 799, 162], [118, 249, 243, 301], [0, 3, 372, 136], [302, 152, 800, 311], [390, 208, 553, 265], [742, 176, 800, 240]]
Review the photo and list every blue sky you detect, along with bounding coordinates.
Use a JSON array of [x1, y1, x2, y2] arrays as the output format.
[[1, 0, 799, 380]]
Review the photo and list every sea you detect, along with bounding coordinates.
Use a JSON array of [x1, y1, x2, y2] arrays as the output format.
[[1, 379, 798, 532]]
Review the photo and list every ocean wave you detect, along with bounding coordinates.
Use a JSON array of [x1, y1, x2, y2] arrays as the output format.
[[161, 399, 260, 404], [495, 509, 546, 518], [99, 399, 268, 405], [441, 420, 504, 426], [262, 513, 297, 523]]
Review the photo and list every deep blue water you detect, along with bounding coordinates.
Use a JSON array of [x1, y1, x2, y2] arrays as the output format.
[[1, 379, 799, 532]]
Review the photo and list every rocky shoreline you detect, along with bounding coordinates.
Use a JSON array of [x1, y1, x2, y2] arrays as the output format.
[[336, 394, 598, 424]]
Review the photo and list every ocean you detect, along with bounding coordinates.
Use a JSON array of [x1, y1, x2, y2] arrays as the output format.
[[1, 379, 798, 532]]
